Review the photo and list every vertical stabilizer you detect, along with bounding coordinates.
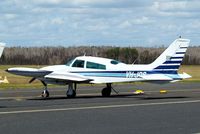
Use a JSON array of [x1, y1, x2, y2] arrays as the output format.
[[0, 43, 5, 58], [150, 38, 190, 72]]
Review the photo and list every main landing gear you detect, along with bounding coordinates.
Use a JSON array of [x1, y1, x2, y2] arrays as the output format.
[[101, 83, 112, 97], [66, 83, 77, 98]]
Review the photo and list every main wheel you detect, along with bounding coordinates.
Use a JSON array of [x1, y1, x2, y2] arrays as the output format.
[[101, 87, 111, 97], [67, 90, 76, 98], [41, 90, 49, 98]]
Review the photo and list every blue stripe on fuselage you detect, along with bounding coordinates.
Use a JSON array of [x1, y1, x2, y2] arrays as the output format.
[[70, 70, 178, 78]]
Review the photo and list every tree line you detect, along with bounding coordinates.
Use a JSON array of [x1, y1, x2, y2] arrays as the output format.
[[0, 46, 199, 65]]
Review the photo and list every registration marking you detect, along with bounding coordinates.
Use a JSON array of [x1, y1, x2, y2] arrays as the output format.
[[126, 71, 146, 78]]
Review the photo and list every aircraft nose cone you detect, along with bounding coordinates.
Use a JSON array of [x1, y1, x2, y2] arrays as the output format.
[[5, 68, 12, 72]]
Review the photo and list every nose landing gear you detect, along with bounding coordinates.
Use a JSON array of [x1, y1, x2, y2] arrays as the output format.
[[41, 81, 49, 98], [41, 88, 49, 98]]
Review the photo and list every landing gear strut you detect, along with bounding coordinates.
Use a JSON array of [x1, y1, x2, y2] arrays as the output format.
[[101, 83, 112, 97], [41, 81, 49, 98], [67, 83, 77, 98]]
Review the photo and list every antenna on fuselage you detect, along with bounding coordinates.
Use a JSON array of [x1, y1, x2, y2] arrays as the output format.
[[132, 56, 139, 64]]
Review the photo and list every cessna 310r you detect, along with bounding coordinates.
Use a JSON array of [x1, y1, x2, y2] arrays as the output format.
[[6, 38, 191, 98]]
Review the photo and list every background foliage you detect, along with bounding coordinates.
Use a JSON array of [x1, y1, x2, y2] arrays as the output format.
[[0, 46, 199, 65]]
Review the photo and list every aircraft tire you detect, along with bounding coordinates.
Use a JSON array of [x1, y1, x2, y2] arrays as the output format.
[[67, 90, 76, 98], [41, 90, 49, 98], [101, 87, 111, 97]]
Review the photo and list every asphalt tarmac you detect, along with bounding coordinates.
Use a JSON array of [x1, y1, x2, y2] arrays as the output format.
[[0, 83, 200, 134]]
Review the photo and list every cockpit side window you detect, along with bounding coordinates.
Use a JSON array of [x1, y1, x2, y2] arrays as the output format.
[[86, 61, 106, 70], [110, 60, 120, 65], [72, 60, 85, 68]]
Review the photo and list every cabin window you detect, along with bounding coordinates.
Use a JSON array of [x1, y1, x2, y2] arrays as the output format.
[[72, 60, 85, 68], [110, 60, 120, 65], [86, 61, 106, 70]]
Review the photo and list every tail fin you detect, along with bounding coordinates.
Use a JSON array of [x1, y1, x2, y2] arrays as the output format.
[[150, 38, 190, 72], [0, 42, 5, 58]]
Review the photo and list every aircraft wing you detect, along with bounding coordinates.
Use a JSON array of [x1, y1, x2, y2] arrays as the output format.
[[6, 67, 52, 77], [44, 72, 93, 82], [7, 67, 92, 83]]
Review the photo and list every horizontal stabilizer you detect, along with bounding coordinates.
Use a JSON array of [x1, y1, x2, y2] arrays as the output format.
[[178, 72, 192, 79], [141, 74, 173, 81]]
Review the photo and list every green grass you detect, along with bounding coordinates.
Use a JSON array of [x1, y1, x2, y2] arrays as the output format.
[[179, 65, 200, 82], [0, 65, 199, 89]]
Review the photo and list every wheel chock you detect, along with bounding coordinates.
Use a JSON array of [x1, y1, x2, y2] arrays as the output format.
[[160, 90, 167, 94], [133, 90, 144, 95]]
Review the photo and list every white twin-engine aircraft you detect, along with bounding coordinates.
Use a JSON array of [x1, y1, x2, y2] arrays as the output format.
[[6, 38, 191, 98]]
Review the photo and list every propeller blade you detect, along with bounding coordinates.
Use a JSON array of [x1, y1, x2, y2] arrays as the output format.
[[29, 77, 36, 83]]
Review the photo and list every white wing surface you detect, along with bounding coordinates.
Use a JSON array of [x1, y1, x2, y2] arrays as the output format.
[[45, 72, 92, 82], [141, 74, 173, 81]]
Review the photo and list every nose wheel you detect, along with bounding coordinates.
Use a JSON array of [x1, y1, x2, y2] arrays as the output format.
[[41, 81, 49, 98], [41, 89, 49, 98]]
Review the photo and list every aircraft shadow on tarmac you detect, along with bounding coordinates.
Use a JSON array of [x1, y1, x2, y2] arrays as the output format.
[[28, 94, 135, 100], [140, 96, 188, 100], [27, 93, 189, 101]]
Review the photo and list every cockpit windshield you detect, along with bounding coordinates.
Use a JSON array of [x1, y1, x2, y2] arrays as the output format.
[[66, 58, 75, 66]]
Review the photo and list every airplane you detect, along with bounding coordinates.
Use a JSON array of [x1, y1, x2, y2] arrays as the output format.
[[0, 42, 5, 58], [6, 38, 191, 98]]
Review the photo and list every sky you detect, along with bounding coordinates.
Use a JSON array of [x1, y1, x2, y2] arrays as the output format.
[[0, 0, 200, 47]]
